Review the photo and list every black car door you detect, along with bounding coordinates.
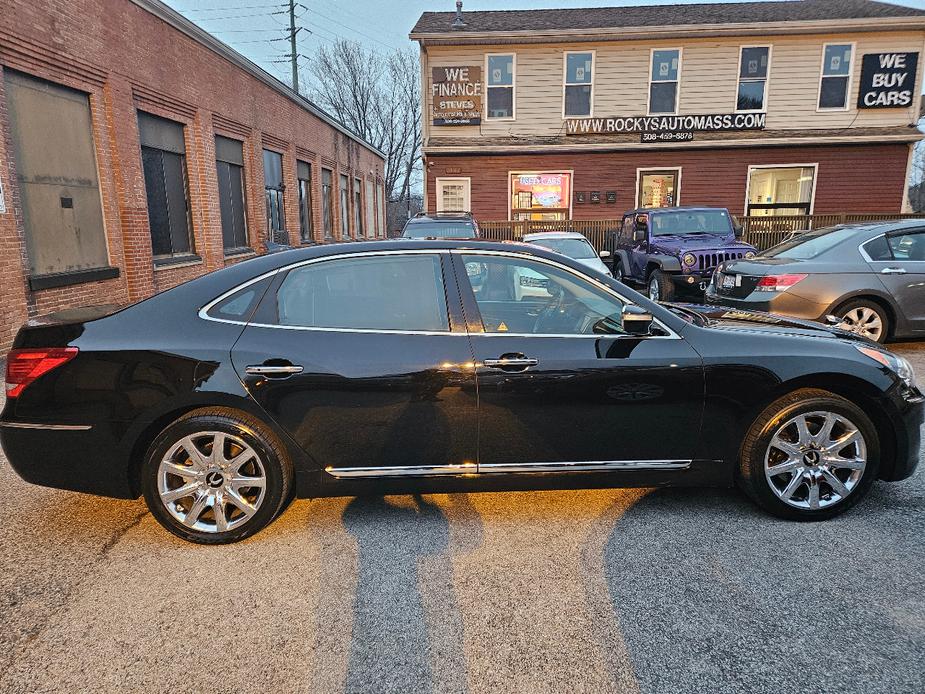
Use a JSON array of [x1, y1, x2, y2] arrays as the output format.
[[453, 250, 704, 471], [230, 250, 478, 479]]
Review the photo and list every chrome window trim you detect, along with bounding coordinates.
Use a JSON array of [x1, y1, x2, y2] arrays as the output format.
[[199, 249, 457, 334], [453, 248, 681, 339], [324, 459, 692, 478], [0, 422, 92, 431], [859, 230, 925, 263]]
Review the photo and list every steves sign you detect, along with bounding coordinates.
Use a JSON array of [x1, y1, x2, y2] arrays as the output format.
[[857, 53, 919, 109], [565, 112, 766, 135], [431, 66, 482, 125]]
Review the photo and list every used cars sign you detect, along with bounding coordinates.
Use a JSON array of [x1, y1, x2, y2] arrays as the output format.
[[857, 52, 919, 108]]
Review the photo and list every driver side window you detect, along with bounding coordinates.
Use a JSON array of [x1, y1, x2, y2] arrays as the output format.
[[461, 254, 626, 335]]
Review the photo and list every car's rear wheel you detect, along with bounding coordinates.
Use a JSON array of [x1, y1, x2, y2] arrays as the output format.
[[738, 389, 879, 521], [142, 408, 293, 544], [833, 299, 889, 343], [647, 269, 674, 302]]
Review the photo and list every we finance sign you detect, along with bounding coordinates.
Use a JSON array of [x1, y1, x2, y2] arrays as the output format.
[[565, 113, 766, 136], [431, 66, 482, 126]]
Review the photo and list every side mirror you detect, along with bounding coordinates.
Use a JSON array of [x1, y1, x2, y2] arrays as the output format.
[[633, 228, 647, 243], [733, 222, 744, 238], [622, 304, 654, 336], [599, 250, 611, 258]]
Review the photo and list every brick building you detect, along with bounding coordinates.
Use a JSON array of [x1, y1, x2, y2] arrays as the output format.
[[0, 0, 386, 353], [411, 0, 925, 221]]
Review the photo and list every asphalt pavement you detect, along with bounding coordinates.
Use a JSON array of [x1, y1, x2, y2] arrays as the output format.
[[1, 344, 923, 693]]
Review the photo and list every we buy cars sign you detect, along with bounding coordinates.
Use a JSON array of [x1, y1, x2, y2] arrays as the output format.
[[858, 52, 919, 108]]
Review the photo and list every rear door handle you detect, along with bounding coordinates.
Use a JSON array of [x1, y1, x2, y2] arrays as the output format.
[[880, 267, 907, 275], [245, 363, 304, 377]]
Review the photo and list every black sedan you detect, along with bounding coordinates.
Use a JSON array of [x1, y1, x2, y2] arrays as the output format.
[[1, 240, 922, 543], [706, 221, 925, 343]]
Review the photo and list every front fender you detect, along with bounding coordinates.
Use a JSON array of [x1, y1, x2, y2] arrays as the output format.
[[646, 253, 682, 273]]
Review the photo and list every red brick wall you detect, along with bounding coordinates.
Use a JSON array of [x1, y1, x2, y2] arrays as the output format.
[[0, 0, 385, 353], [426, 143, 911, 220]]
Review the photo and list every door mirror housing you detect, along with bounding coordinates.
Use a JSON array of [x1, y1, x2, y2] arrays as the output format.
[[622, 304, 654, 336], [599, 250, 611, 258], [733, 221, 744, 238]]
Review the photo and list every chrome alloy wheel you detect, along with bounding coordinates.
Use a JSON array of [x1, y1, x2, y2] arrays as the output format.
[[648, 277, 660, 301], [157, 431, 267, 533], [764, 411, 867, 510], [837, 307, 884, 341]]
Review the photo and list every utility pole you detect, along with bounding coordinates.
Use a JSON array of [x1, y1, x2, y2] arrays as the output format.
[[288, 0, 299, 93]]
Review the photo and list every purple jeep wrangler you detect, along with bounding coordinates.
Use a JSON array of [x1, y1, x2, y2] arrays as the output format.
[[610, 207, 758, 301]]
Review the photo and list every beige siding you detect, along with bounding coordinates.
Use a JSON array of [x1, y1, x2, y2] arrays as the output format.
[[423, 31, 925, 140]]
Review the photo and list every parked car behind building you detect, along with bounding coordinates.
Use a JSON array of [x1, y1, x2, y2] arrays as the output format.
[[705, 221, 925, 343], [611, 207, 757, 301]]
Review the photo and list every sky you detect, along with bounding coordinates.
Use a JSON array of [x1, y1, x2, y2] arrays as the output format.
[[163, 0, 925, 89]]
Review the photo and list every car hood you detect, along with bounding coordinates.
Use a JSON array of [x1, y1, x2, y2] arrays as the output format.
[[575, 256, 610, 274], [650, 234, 756, 255], [672, 303, 874, 344]]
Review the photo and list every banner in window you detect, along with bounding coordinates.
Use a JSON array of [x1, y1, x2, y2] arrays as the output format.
[[511, 172, 571, 220]]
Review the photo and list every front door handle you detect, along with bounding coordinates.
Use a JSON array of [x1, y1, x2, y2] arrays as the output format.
[[880, 267, 907, 275], [245, 362, 304, 377], [484, 355, 539, 372]]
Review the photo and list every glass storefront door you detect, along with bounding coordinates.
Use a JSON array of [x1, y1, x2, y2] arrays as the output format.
[[637, 169, 679, 208], [746, 166, 815, 216]]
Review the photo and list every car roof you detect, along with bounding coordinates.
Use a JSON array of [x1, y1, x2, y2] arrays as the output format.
[[624, 206, 729, 215], [522, 231, 590, 241], [407, 213, 474, 222]]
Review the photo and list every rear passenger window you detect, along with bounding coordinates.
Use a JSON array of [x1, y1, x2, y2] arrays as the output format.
[[275, 254, 449, 331], [887, 232, 925, 261], [862, 236, 892, 261]]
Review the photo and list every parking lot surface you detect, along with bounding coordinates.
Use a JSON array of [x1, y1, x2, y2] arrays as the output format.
[[1, 343, 923, 694]]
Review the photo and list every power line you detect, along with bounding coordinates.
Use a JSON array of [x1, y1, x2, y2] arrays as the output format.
[[301, 4, 399, 52], [186, 3, 285, 12]]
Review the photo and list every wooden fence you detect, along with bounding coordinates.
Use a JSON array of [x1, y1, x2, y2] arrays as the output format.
[[479, 213, 925, 252]]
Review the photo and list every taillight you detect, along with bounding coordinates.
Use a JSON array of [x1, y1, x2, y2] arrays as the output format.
[[5, 348, 78, 398], [754, 274, 808, 292]]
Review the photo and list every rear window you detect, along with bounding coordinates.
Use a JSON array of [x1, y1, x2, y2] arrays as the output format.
[[529, 238, 597, 259], [275, 254, 449, 332], [402, 221, 476, 239], [764, 226, 861, 259]]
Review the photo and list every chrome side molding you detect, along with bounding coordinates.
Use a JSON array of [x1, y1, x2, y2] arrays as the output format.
[[324, 459, 691, 478], [0, 422, 92, 431]]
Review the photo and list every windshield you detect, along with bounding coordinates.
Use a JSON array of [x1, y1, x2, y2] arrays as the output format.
[[763, 226, 860, 259], [530, 237, 597, 260], [402, 221, 476, 239], [650, 210, 732, 236]]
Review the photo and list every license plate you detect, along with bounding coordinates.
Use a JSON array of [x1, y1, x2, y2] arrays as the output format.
[[721, 274, 736, 289]]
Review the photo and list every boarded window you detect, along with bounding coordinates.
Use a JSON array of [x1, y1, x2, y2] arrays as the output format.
[[322, 168, 334, 238], [297, 160, 313, 242], [263, 149, 286, 245], [354, 177, 363, 237], [139, 111, 193, 257], [365, 179, 375, 238], [340, 173, 350, 238], [215, 136, 248, 251], [4, 71, 109, 276]]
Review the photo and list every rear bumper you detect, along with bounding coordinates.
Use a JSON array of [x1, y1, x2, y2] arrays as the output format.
[[0, 419, 135, 498], [704, 286, 829, 321]]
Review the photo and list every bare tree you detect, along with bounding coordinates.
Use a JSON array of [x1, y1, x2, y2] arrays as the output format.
[[307, 41, 422, 216]]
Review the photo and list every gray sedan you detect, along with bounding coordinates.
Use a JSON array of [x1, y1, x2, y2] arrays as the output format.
[[705, 221, 925, 343]]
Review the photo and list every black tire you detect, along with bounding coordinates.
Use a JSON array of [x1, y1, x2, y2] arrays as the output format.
[[738, 388, 880, 521], [647, 268, 674, 302], [142, 408, 293, 544], [832, 298, 890, 344], [613, 258, 626, 284]]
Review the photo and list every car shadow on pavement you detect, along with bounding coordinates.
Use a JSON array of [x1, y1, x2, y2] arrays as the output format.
[[341, 494, 474, 694], [597, 483, 925, 694]]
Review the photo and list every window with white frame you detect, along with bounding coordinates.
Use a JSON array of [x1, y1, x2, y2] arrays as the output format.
[[486, 54, 515, 119], [436, 178, 470, 213], [563, 52, 593, 117], [737, 47, 770, 112], [819, 44, 853, 110], [746, 165, 816, 216], [649, 49, 681, 114]]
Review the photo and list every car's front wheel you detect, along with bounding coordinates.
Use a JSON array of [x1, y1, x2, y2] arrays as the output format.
[[142, 408, 293, 544], [647, 269, 674, 302], [738, 389, 879, 520]]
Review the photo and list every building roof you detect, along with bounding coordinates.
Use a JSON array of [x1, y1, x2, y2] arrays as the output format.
[[411, 0, 925, 37], [135, 0, 385, 158]]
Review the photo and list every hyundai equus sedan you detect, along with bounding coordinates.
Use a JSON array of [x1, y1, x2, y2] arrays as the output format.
[[1, 241, 922, 543]]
